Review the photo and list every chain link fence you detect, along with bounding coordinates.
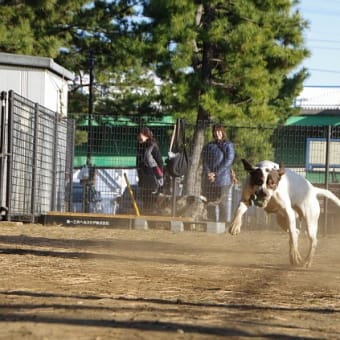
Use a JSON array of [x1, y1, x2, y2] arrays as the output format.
[[72, 115, 340, 232], [1, 94, 339, 232]]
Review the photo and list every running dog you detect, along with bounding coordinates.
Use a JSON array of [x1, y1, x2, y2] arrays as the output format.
[[229, 159, 340, 267]]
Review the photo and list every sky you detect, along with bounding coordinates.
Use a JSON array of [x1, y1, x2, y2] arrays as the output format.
[[297, 0, 340, 87]]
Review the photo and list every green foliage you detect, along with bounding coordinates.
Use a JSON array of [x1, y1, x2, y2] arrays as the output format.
[[1, 0, 310, 173], [229, 126, 275, 180], [139, 0, 309, 194], [75, 130, 88, 146], [1, 0, 309, 125], [0, 0, 85, 57], [141, 0, 309, 124]]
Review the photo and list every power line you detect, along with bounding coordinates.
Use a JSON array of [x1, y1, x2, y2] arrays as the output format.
[[308, 45, 340, 51], [309, 38, 340, 44], [308, 68, 340, 74], [302, 8, 340, 17]]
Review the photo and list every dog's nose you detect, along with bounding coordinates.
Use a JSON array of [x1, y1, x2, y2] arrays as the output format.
[[251, 188, 267, 207], [256, 188, 267, 200]]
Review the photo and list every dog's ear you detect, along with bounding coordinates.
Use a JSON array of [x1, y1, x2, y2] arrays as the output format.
[[278, 162, 285, 176], [241, 159, 255, 172], [267, 170, 281, 189]]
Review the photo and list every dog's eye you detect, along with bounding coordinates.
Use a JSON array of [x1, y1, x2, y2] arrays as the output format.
[[250, 169, 265, 186]]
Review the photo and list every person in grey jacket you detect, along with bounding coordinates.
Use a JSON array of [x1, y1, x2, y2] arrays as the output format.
[[202, 124, 235, 222]]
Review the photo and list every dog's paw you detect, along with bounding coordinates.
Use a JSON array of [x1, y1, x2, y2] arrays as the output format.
[[228, 222, 241, 236], [289, 249, 303, 266], [302, 256, 313, 269]]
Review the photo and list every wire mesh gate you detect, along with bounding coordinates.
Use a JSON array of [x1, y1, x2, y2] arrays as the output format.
[[0, 90, 75, 222]]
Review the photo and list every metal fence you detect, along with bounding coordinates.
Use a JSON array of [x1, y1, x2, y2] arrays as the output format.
[[0, 90, 75, 222], [1, 96, 339, 231], [72, 115, 340, 231]]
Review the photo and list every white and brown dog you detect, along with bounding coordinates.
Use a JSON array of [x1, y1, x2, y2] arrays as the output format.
[[229, 159, 340, 267]]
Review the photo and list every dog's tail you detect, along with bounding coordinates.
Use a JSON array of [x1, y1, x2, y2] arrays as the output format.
[[315, 187, 340, 207]]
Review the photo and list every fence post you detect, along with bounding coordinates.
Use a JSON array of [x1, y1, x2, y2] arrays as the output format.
[[6, 91, 14, 221], [171, 179, 177, 216], [0, 91, 7, 209], [322, 125, 331, 236], [65, 119, 75, 212], [30, 103, 39, 222], [87, 51, 95, 168], [50, 111, 59, 211]]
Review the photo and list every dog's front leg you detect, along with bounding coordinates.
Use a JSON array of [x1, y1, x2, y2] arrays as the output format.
[[286, 209, 303, 266], [229, 201, 249, 235]]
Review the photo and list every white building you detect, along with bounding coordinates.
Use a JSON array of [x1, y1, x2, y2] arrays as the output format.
[[295, 86, 340, 109], [0, 52, 74, 116]]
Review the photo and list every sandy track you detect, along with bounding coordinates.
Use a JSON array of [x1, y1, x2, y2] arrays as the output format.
[[0, 223, 339, 339]]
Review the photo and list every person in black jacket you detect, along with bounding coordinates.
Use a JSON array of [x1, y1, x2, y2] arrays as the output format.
[[136, 127, 164, 213], [202, 124, 235, 222]]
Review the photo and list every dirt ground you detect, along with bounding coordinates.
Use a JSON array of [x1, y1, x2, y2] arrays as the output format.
[[0, 222, 339, 340]]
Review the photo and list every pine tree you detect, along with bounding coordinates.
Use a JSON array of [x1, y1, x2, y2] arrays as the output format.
[[0, 0, 149, 114], [140, 0, 309, 194], [56, 0, 163, 120], [1, 0, 311, 194], [0, 0, 86, 57]]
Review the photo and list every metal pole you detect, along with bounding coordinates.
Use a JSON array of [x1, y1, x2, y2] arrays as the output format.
[[6, 91, 14, 221], [30, 103, 39, 222], [87, 51, 95, 167], [51, 107, 59, 211], [323, 125, 331, 236], [171, 178, 177, 216], [0, 91, 6, 208], [84, 51, 95, 213]]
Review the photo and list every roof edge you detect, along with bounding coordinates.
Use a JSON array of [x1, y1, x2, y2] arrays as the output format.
[[0, 52, 74, 80]]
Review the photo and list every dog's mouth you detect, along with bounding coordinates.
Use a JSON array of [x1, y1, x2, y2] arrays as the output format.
[[251, 189, 268, 207], [250, 195, 266, 207]]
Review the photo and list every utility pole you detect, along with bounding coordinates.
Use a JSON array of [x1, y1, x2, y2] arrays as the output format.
[[83, 51, 96, 213], [87, 50, 95, 167]]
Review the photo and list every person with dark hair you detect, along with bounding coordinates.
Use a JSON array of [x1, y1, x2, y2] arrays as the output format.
[[202, 124, 235, 223], [136, 127, 164, 213]]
